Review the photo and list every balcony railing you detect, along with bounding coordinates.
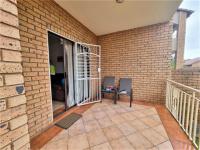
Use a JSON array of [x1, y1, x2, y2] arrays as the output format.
[[166, 79, 200, 149]]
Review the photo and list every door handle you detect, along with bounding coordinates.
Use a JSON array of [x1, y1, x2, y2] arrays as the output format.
[[64, 72, 67, 78]]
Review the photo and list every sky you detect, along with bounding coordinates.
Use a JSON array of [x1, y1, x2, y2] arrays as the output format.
[[179, 0, 200, 60]]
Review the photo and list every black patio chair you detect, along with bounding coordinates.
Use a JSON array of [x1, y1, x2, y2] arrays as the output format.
[[117, 78, 133, 107], [101, 76, 117, 104]]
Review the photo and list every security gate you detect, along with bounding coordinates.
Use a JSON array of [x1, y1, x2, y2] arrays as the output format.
[[74, 42, 101, 106]]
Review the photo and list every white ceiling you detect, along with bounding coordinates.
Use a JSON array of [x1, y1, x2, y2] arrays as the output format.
[[55, 0, 182, 36]]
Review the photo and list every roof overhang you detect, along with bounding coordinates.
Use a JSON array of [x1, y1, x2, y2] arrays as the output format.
[[55, 0, 182, 36]]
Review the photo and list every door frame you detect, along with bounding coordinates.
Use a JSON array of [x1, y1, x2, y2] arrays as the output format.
[[46, 30, 101, 119], [47, 30, 75, 119]]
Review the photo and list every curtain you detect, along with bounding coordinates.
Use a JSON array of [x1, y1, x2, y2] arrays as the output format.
[[64, 40, 75, 107]]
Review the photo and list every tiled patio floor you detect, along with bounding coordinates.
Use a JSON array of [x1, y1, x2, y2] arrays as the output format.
[[41, 100, 173, 150]]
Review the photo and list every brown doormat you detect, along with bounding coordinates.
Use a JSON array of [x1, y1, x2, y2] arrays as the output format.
[[55, 113, 82, 129]]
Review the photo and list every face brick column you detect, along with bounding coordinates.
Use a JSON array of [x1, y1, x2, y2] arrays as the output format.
[[176, 11, 187, 69], [0, 0, 30, 149]]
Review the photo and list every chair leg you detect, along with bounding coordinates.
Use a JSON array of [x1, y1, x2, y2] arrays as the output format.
[[130, 91, 133, 107], [130, 96, 132, 107], [114, 93, 117, 104]]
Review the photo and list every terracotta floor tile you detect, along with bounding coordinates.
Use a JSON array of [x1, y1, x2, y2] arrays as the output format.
[[90, 106, 102, 112], [103, 125, 123, 141], [123, 106, 135, 112], [117, 122, 136, 136], [101, 105, 113, 112], [170, 139, 196, 150], [31, 126, 62, 150], [111, 104, 121, 109], [41, 137, 68, 150], [131, 110, 147, 118], [109, 115, 125, 124], [105, 109, 117, 117], [82, 113, 95, 122], [114, 107, 127, 114], [93, 111, 107, 120], [120, 112, 136, 121], [109, 137, 135, 150], [153, 125, 168, 139], [32, 99, 195, 150], [155, 104, 195, 149], [87, 129, 108, 147], [142, 108, 157, 116], [68, 119, 85, 137], [84, 120, 101, 132], [141, 128, 167, 146], [49, 129, 69, 143], [83, 109, 93, 115], [127, 132, 153, 149], [97, 117, 114, 128], [133, 104, 151, 111], [157, 141, 173, 150], [140, 116, 161, 127], [90, 142, 112, 150], [129, 119, 149, 131], [151, 114, 162, 123], [68, 133, 89, 150], [148, 147, 158, 150]]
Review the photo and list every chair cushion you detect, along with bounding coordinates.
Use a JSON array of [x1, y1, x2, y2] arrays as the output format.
[[102, 87, 115, 93], [119, 90, 127, 94], [106, 86, 114, 91]]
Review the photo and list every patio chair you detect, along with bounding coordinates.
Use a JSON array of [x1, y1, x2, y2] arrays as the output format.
[[101, 76, 117, 104], [117, 78, 133, 107]]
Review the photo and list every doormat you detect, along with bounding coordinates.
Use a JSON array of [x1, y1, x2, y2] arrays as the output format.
[[55, 113, 82, 129]]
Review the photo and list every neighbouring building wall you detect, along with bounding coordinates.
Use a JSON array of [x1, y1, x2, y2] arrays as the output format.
[[185, 62, 200, 68], [98, 22, 172, 104], [0, 0, 30, 149], [192, 62, 200, 68], [17, 0, 97, 138]]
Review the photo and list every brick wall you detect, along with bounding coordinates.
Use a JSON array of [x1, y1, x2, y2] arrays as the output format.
[[17, 0, 173, 139], [98, 22, 172, 104], [17, 0, 97, 138], [0, 0, 30, 149], [171, 68, 200, 90]]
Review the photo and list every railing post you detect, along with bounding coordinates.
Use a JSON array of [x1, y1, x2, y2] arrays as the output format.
[[178, 91, 183, 123], [189, 92, 195, 139], [193, 94, 199, 145], [166, 79, 200, 149], [186, 95, 191, 133], [198, 135, 200, 150], [166, 81, 169, 108]]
